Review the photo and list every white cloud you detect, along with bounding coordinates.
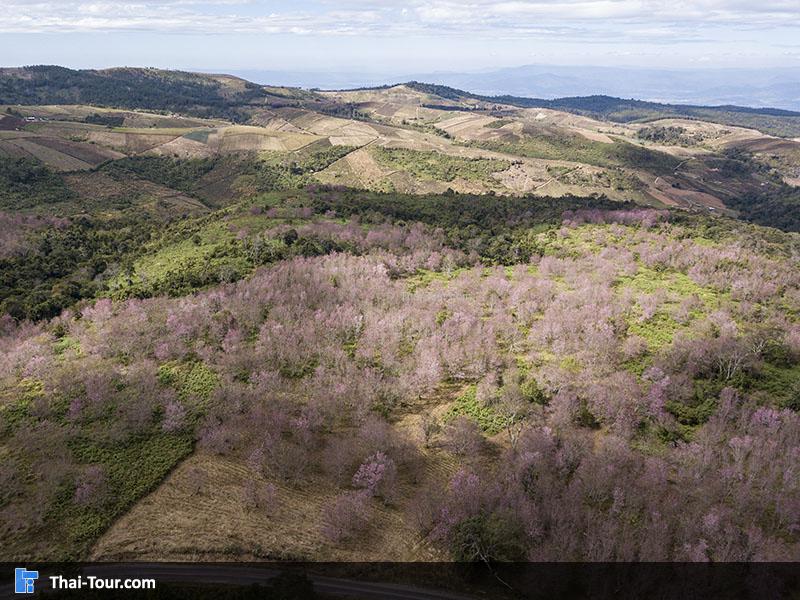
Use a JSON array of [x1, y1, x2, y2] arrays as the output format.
[[0, 0, 797, 36]]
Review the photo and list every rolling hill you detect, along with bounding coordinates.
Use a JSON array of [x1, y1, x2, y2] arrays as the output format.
[[2, 67, 799, 324], [0, 66, 799, 566], [1, 67, 799, 225]]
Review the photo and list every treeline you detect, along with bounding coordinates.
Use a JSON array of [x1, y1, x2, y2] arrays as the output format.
[[636, 125, 693, 145], [726, 185, 800, 232], [0, 66, 262, 122], [0, 157, 75, 210], [306, 187, 626, 265], [101, 156, 218, 195], [306, 186, 624, 230], [84, 112, 125, 127], [0, 184, 628, 320], [0, 214, 156, 320]]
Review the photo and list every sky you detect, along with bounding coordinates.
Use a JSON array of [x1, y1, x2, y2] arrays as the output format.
[[1, 0, 799, 73]]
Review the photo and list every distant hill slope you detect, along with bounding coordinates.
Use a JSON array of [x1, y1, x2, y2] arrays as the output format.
[[404, 64, 800, 112], [0, 66, 321, 121], [231, 65, 800, 112], [3, 66, 800, 136], [403, 82, 800, 138], [2, 66, 799, 234]]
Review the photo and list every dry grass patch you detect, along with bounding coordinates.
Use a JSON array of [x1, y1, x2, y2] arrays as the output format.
[[90, 449, 453, 562]]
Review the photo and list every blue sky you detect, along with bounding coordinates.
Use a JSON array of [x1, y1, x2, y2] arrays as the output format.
[[1, 1, 799, 72]]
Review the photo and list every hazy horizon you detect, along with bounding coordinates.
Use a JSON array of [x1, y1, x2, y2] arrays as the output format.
[[216, 64, 800, 110], [4, 60, 798, 110], [1, 1, 800, 73]]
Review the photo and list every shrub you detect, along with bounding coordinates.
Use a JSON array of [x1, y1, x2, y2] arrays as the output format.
[[449, 512, 528, 562], [321, 490, 372, 543], [442, 416, 484, 456], [352, 451, 398, 503], [73, 465, 108, 508]]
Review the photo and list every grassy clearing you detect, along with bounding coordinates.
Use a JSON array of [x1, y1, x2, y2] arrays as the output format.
[[405, 268, 468, 292], [752, 363, 800, 409], [443, 385, 504, 434], [618, 267, 720, 351], [622, 267, 718, 302], [627, 312, 684, 351], [372, 147, 510, 183], [158, 361, 219, 405], [104, 195, 315, 299], [106, 218, 247, 299]]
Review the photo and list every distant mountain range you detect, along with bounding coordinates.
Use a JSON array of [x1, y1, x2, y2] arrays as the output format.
[[226, 65, 800, 112]]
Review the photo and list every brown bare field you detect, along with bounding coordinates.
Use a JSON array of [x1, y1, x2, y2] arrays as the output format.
[[648, 176, 727, 211], [86, 130, 183, 155], [0, 115, 25, 130], [31, 136, 124, 165], [1, 104, 227, 129], [19, 121, 107, 140], [0, 139, 34, 158], [4, 138, 93, 171], [313, 155, 361, 188], [122, 114, 225, 129], [89, 450, 451, 562], [435, 114, 498, 136], [320, 85, 437, 108], [148, 136, 217, 159], [216, 127, 319, 153], [343, 147, 388, 189]]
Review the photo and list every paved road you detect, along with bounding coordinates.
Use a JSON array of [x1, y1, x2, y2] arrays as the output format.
[[0, 563, 481, 600]]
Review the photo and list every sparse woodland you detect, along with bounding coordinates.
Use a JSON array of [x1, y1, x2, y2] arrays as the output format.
[[1, 67, 799, 564], [1, 186, 798, 561]]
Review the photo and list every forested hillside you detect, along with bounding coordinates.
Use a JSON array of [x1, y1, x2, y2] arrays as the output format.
[[2, 185, 799, 562], [0, 68, 798, 564], [0, 66, 264, 120]]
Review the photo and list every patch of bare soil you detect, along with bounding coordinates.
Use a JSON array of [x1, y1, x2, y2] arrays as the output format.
[[31, 136, 123, 165], [0, 115, 25, 130], [646, 174, 727, 210], [345, 147, 388, 189], [5, 138, 92, 171]]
